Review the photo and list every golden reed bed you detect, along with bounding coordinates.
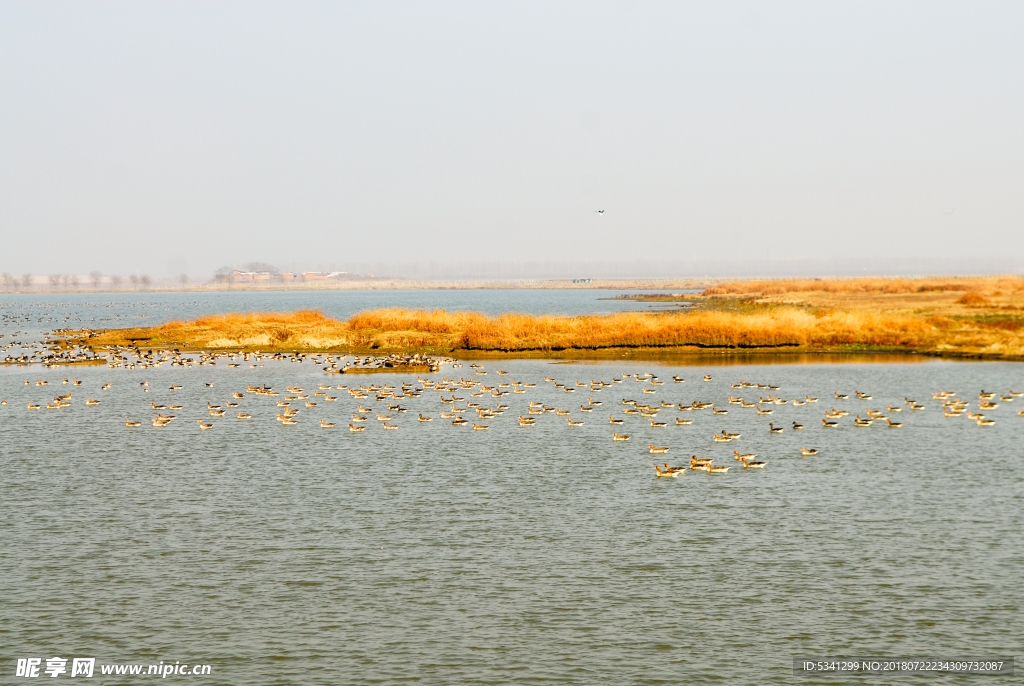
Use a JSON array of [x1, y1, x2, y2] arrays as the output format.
[[65, 276, 1024, 360]]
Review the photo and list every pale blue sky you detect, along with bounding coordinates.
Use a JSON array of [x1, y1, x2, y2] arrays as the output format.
[[1, 1, 1021, 279]]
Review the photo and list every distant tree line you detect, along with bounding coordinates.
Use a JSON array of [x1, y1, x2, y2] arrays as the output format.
[[0, 272, 155, 290]]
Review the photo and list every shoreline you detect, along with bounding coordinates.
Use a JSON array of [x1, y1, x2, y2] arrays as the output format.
[[0, 278, 717, 295], [30, 276, 1024, 363]]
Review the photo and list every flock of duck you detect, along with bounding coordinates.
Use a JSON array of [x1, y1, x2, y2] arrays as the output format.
[[3, 347, 1021, 479]]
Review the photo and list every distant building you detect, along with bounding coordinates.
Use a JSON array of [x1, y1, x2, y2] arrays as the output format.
[[227, 269, 349, 282]]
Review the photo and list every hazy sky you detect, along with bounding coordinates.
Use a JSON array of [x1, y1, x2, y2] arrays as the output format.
[[1, 1, 1022, 279]]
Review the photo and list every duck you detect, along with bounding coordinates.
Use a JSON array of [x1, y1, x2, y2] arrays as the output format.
[[654, 464, 685, 477], [675, 417, 693, 425], [722, 430, 741, 439], [472, 423, 488, 430], [769, 423, 783, 433], [835, 392, 849, 400], [673, 375, 684, 382], [349, 424, 365, 432], [713, 407, 728, 415], [237, 412, 252, 419], [567, 418, 584, 426], [703, 374, 712, 382], [885, 418, 902, 428], [125, 418, 141, 426], [800, 447, 818, 456], [805, 395, 818, 403], [209, 409, 226, 416], [977, 418, 996, 426], [708, 465, 729, 473], [85, 399, 101, 405], [320, 420, 335, 428], [733, 450, 756, 461], [822, 418, 838, 427], [612, 433, 630, 441], [741, 458, 766, 469], [418, 414, 433, 421], [650, 418, 667, 427], [649, 444, 669, 454], [792, 421, 804, 430], [609, 416, 624, 424], [198, 420, 213, 429], [854, 416, 873, 427]]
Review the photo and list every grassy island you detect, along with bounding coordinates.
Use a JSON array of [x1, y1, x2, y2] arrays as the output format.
[[58, 276, 1024, 360]]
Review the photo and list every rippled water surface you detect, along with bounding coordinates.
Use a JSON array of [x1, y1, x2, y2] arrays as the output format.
[[2, 293, 1022, 684]]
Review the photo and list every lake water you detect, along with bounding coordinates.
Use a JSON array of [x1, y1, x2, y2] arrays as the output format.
[[2, 291, 1021, 684]]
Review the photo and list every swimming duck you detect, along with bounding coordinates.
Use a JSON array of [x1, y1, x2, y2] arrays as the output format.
[[649, 444, 669, 454], [612, 433, 630, 441], [740, 458, 766, 469], [349, 424, 365, 432], [320, 420, 335, 428], [654, 464, 685, 477], [800, 448, 818, 456], [769, 423, 783, 433], [197, 420, 213, 429], [792, 421, 804, 430]]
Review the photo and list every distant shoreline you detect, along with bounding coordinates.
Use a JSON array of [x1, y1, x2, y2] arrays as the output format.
[[0, 278, 718, 295]]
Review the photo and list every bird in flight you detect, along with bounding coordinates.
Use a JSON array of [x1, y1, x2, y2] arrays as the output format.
[[595, 210, 605, 214]]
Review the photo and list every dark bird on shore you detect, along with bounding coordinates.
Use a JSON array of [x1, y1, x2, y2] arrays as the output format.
[[595, 210, 605, 214]]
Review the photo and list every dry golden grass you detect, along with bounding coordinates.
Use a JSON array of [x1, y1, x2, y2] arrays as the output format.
[[702, 276, 1024, 297], [70, 305, 1024, 359]]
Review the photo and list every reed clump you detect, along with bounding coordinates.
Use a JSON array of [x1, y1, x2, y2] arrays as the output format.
[[70, 305, 1024, 359]]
